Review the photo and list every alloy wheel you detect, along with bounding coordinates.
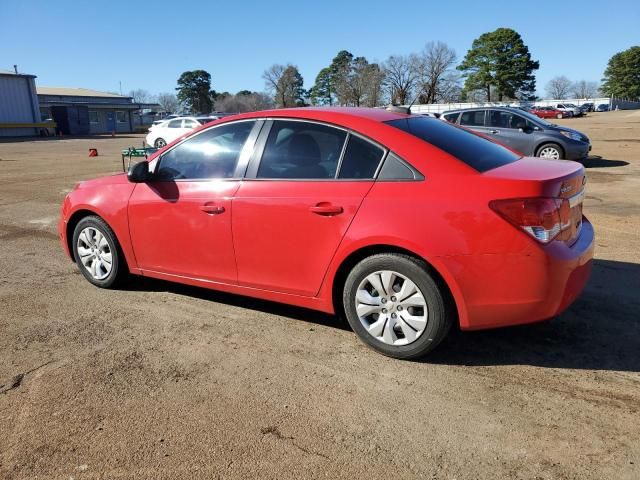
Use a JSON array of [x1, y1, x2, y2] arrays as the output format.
[[355, 270, 428, 346], [539, 147, 560, 159], [76, 227, 113, 280]]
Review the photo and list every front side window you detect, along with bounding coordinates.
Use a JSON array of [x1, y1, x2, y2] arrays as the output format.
[[487, 111, 533, 130], [116, 111, 126, 123], [338, 135, 385, 179], [385, 116, 520, 173], [460, 110, 485, 127], [168, 119, 182, 128], [443, 113, 459, 123], [257, 121, 347, 179], [157, 121, 255, 180]]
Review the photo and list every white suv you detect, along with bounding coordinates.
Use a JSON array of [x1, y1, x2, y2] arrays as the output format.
[[555, 103, 582, 117], [146, 116, 218, 148]]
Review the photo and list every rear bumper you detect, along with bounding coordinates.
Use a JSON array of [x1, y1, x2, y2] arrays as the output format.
[[441, 218, 594, 330]]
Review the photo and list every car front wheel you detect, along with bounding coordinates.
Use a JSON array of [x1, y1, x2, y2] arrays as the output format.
[[72, 216, 126, 288], [536, 143, 564, 160], [343, 254, 452, 359]]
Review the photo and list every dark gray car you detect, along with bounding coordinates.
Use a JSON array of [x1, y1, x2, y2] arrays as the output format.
[[442, 107, 591, 160]]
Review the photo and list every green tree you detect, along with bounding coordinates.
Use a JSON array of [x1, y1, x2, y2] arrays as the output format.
[[309, 67, 333, 105], [176, 70, 214, 113], [457, 28, 539, 101], [602, 46, 640, 99]]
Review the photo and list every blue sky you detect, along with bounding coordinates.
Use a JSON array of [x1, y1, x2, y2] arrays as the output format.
[[2, 0, 638, 98]]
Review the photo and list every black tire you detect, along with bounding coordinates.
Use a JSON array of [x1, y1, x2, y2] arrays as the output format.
[[342, 254, 452, 360], [72, 215, 127, 288], [154, 138, 166, 148], [536, 142, 564, 160]]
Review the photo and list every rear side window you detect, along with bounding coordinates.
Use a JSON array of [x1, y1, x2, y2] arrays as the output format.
[[385, 117, 520, 172], [460, 110, 485, 126], [257, 121, 347, 179], [338, 135, 384, 179]]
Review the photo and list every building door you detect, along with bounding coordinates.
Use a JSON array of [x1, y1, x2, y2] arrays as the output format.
[[106, 111, 115, 132]]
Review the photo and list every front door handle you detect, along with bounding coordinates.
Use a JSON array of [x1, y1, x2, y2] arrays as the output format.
[[489, 129, 500, 134], [310, 203, 343, 216], [201, 203, 225, 215]]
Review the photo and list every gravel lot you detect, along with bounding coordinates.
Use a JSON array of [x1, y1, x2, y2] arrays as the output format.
[[1, 112, 639, 479]]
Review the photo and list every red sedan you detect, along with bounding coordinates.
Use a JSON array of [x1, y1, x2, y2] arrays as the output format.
[[531, 106, 568, 119], [58, 108, 594, 359]]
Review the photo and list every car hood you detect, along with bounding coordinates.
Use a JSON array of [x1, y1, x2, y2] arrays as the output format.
[[546, 124, 589, 141]]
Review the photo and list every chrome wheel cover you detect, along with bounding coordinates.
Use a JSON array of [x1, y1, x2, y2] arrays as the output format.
[[155, 138, 166, 148], [77, 227, 113, 280], [355, 270, 428, 346], [539, 147, 560, 159]]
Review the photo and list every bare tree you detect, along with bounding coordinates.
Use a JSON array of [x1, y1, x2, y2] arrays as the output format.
[[156, 93, 179, 113], [262, 64, 305, 107], [435, 72, 463, 103], [383, 54, 419, 105], [545, 76, 572, 99], [572, 80, 599, 99], [414, 41, 457, 104], [128, 89, 156, 104]]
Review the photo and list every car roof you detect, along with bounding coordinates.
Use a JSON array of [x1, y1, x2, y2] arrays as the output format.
[[444, 106, 525, 114], [218, 107, 410, 125]]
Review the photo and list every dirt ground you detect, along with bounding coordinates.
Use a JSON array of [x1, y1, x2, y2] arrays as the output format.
[[0, 111, 638, 480]]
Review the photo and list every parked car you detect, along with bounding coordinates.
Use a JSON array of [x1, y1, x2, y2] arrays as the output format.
[[58, 107, 594, 359], [419, 112, 441, 119], [146, 116, 218, 148], [554, 103, 582, 117], [530, 106, 568, 119], [581, 102, 595, 112], [596, 104, 610, 112], [442, 107, 591, 160]]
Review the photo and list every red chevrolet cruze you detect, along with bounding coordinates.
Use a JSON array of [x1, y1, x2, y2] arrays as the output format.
[[58, 107, 594, 359]]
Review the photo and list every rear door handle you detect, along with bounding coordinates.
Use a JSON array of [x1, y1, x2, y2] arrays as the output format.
[[489, 129, 500, 134], [201, 203, 225, 215], [310, 203, 343, 216]]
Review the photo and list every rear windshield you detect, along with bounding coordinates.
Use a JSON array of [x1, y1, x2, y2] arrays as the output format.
[[385, 117, 520, 172]]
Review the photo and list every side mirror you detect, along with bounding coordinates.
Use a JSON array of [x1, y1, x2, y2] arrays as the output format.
[[127, 161, 151, 183]]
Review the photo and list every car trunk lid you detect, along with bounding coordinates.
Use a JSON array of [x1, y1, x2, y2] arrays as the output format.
[[484, 157, 586, 245]]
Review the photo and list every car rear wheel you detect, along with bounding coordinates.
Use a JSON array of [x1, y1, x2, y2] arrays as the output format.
[[154, 138, 167, 148], [536, 143, 563, 160], [72, 216, 127, 288], [343, 254, 452, 359]]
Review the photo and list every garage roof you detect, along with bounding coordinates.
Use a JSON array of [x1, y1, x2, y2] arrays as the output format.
[[37, 87, 131, 99]]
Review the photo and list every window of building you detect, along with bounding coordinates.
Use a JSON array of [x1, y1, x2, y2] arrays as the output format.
[[116, 111, 127, 123], [89, 111, 99, 124]]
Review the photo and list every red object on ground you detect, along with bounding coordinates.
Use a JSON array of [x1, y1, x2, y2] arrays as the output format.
[[88, 148, 98, 157], [58, 107, 593, 332]]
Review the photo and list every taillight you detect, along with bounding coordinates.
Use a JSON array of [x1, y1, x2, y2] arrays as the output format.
[[489, 198, 572, 244]]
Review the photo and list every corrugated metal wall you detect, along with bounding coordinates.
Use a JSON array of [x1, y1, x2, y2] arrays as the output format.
[[0, 75, 39, 136]]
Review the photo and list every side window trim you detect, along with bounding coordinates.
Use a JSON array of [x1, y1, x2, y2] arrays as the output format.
[[152, 119, 261, 181], [245, 118, 389, 181]]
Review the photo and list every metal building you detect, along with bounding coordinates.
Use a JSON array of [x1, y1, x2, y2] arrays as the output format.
[[0, 69, 41, 137], [37, 87, 141, 134]]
